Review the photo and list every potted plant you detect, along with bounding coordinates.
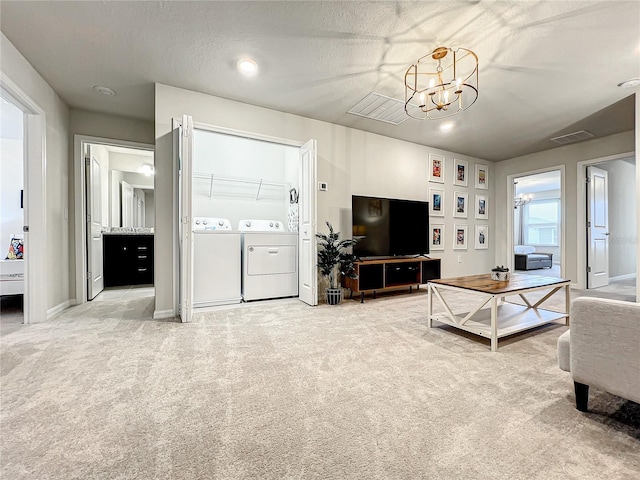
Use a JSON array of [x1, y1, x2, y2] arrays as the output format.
[[316, 221, 358, 305], [491, 265, 510, 281]]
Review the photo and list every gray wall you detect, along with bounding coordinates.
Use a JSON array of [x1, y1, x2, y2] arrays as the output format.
[[155, 83, 495, 316], [598, 158, 637, 278], [1, 33, 71, 312]]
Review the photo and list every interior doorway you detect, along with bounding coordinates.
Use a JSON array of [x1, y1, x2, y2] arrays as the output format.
[[0, 94, 25, 325], [74, 136, 155, 307], [509, 168, 564, 279], [584, 156, 636, 297], [0, 78, 46, 325]]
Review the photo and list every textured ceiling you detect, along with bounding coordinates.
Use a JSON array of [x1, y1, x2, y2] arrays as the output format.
[[1, 1, 638, 161]]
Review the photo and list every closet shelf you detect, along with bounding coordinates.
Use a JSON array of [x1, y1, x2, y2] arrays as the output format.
[[193, 172, 291, 200]]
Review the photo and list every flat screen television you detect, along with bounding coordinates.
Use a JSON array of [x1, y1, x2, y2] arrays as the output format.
[[351, 195, 429, 258]]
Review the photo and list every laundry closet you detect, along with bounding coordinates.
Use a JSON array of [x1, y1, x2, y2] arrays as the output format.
[[185, 126, 312, 311]]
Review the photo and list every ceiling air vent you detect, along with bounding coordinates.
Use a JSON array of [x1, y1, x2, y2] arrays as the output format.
[[347, 93, 411, 125], [550, 130, 594, 145]]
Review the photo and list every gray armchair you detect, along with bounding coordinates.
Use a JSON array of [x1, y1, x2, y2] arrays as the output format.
[[557, 297, 640, 411]]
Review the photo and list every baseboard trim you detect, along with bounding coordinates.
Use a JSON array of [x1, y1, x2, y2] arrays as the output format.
[[47, 299, 75, 318], [609, 273, 637, 282], [153, 309, 176, 320]]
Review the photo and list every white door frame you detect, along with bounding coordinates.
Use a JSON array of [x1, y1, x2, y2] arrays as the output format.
[[1, 75, 47, 324], [170, 118, 314, 315], [73, 135, 154, 304], [576, 151, 634, 290], [506, 165, 566, 279]]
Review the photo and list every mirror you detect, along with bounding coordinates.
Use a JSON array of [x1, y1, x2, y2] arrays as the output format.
[[110, 170, 154, 228]]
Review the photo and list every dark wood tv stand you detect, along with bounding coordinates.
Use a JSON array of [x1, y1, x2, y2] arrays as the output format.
[[343, 257, 441, 303]]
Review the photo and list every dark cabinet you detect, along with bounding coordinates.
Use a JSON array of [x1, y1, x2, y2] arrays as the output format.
[[103, 234, 154, 287]]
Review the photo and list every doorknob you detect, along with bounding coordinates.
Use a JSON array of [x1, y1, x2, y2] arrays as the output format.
[[604, 232, 611, 236]]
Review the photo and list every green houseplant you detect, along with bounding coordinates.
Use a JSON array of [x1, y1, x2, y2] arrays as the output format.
[[316, 221, 358, 305]]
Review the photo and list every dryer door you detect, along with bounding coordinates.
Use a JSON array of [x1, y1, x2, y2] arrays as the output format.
[[247, 245, 297, 275]]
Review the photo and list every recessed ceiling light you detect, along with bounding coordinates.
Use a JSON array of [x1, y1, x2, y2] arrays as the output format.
[[617, 78, 640, 89], [440, 122, 454, 132], [93, 85, 117, 96], [237, 58, 259, 76]]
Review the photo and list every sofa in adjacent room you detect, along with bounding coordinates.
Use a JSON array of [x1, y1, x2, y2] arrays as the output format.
[[514, 245, 553, 270]]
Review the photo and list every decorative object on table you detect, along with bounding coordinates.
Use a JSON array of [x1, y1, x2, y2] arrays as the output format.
[[428, 188, 445, 217], [430, 224, 445, 251], [316, 221, 358, 305], [403, 46, 479, 120], [475, 193, 488, 220], [475, 164, 489, 189], [491, 265, 510, 281], [453, 159, 468, 187], [475, 225, 489, 250], [428, 153, 445, 183], [453, 191, 468, 218], [453, 224, 468, 250]]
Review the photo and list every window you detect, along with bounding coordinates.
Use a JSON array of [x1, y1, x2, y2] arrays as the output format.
[[524, 199, 559, 246]]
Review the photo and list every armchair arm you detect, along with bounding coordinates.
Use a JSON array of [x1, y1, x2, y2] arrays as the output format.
[[570, 297, 640, 404]]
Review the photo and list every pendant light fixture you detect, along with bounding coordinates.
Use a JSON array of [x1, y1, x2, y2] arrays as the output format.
[[404, 46, 478, 120]]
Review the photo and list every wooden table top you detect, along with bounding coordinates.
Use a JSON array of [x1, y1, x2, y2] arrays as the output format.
[[430, 273, 570, 294]]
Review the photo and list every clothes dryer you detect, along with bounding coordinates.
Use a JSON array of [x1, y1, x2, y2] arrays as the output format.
[[238, 219, 298, 301]]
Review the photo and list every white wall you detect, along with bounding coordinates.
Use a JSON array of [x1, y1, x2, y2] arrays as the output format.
[[598, 158, 637, 278], [0, 100, 24, 245], [494, 130, 636, 285], [192, 129, 299, 229], [155, 83, 494, 315], [1, 33, 71, 312]]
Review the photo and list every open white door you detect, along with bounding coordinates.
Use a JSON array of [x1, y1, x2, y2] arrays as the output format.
[[298, 139, 318, 306], [587, 165, 609, 288], [85, 145, 104, 300], [178, 115, 194, 322]]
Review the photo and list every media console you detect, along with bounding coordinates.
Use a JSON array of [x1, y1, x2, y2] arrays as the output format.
[[343, 257, 441, 303]]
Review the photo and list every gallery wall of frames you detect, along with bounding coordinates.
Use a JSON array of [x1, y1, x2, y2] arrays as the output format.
[[427, 153, 490, 254]]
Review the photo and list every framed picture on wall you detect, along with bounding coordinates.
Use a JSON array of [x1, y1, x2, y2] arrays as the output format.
[[453, 159, 468, 187], [429, 188, 445, 217], [475, 224, 489, 249], [429, 153, 445, 183], [453, 191, 468, 218], [453, 224, 468, 250], [430, 224, 445, 251], [475, 164, 489, 189], [475, 194, 488, 220]]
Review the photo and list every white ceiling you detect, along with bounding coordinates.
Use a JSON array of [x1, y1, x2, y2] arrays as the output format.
[[1, 1, 638, 161]]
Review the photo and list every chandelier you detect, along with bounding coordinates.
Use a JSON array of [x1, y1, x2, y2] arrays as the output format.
[[514, 193, 532, 209], [404, 46, 479, 120]]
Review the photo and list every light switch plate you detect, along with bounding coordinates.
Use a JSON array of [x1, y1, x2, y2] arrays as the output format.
[[318, 182, 328, 191]]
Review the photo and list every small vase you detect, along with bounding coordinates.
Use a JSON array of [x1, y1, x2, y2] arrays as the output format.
[[326, 288, 342, 305], [491, 271, 510, 281]]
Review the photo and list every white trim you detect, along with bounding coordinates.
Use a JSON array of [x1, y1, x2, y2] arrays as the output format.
[[506, 165, 566, 280], [575, 151, 634, 290], [74, 135, 154, 305], [189, 119, 305, 148], [609, 273, 637, 282], [47, 299, 75, 318], [1, 74, 47, 325], [153, 309, 176, 320]]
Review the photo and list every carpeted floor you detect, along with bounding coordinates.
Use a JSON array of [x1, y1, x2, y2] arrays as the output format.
[[1, 289, 639, 479]]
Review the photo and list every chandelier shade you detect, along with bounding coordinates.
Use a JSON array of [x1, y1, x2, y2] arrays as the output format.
[[404, 46, 479, 120]]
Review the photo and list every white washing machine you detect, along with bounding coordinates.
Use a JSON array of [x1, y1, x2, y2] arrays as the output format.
[[193, 217, 242, 307], [239, 219, 298, 301]]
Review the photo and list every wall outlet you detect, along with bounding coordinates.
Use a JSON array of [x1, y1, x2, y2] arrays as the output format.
[[457, 255, 462, 263], [318, 182, 328, 191]]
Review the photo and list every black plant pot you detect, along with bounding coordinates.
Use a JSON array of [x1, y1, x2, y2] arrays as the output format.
[[326, 288, 342, 305]]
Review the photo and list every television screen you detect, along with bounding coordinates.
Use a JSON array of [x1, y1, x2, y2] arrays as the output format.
[[352, 195, 429, 258]]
